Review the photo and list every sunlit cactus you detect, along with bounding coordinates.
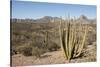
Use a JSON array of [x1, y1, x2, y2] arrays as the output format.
[[59, 15, 89, 62]]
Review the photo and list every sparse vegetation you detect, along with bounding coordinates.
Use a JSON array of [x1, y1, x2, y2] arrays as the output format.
[[11, 21, 61, 57], [11, 15, 96, 66]]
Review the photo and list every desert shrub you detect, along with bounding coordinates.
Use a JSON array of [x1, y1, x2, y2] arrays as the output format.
[[11, 48, 18, 55], [33, 37, 60, 52], [16, 46, 32, 56], [86, 30, 96, 45], [47, 42, 60, 51], [32, 47, 46, 58], [22, 47, 32, 56]]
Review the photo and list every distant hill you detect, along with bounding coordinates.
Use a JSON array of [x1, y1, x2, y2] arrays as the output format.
[[77, 15, 96, 24], [35, 16, 62, 23], [11, 15, 96, 24]]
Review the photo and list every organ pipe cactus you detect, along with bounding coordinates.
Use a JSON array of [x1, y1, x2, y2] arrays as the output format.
[[59, 16, 89, 62]]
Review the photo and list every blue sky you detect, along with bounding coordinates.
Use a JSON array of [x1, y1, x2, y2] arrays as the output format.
[[11, 1, 96, 19]]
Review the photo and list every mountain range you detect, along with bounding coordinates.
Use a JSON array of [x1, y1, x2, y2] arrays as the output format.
[[11, 15, 96, 24]]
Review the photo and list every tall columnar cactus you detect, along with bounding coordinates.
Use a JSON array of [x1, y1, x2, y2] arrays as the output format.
[[59, 17, 67, 58], [59, 16, 88, 62], [44, 31, 48, 48]]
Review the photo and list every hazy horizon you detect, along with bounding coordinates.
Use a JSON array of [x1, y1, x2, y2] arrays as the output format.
[[11, 1, 96, 19]]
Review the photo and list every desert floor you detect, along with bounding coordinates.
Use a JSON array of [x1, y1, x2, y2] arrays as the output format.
[[12, 44, 96, 67]]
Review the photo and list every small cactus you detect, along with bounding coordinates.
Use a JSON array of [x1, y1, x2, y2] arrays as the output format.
[[44, 31, 48, 47]]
